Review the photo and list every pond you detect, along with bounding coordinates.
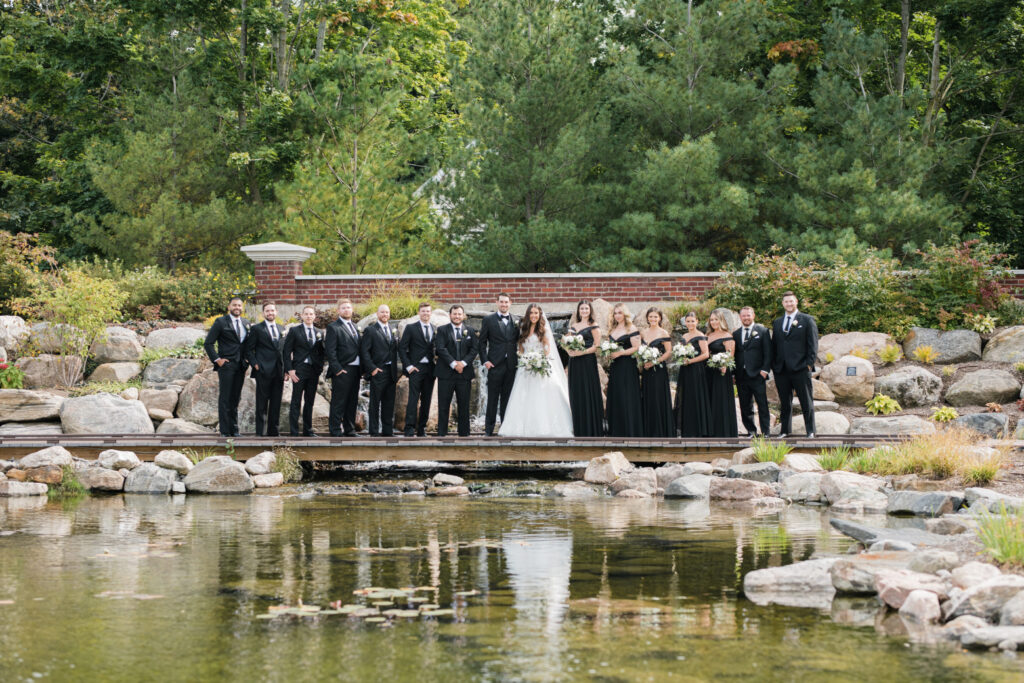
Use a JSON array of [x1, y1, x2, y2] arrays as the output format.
[[0, 491, 1020, 681]]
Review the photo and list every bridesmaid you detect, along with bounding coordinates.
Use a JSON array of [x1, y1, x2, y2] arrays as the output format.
[[565, 300, 604, 437], [706, 311, 738, 438], [675, 311, 711, 437], [639, 307, 675, 437], [605, 303, 644, 437]]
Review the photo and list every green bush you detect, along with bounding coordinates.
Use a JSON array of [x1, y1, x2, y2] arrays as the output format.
[[0, 361, 25, 389], [711, 248, 821, 322], [0, 233, 57, 315], [909, 241, 1015, 328], [353, 281, 439, 322], [865, 394, 901, 416]]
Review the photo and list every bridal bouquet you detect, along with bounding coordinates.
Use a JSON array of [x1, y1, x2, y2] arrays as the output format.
[[635, 344, 663, 370], [672, 343, 697, 364], [707, 352, 735, 372], [560, 333, 586, 352], [518, 350, 551, 376]]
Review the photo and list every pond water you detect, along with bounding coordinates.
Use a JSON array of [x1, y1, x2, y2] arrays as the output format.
[[0, 490, 1021, 681]]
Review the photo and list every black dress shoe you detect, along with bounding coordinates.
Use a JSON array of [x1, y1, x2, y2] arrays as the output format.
[[416, 431, 426, 437], [343, 431, 358, 437], [302, 431, 320, 437], [369, 432, 381, 437], [404, 431, 415, 437], [289, 432, 300, 437]]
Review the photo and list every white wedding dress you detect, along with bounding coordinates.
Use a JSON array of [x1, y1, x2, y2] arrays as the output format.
[[498, 331, 574, 438]]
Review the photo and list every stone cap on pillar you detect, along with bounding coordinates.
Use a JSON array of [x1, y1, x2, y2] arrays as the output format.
[[240, 242, 316, 263]]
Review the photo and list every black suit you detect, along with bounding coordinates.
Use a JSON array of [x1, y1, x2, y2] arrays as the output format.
[[434, 323, 478, 436], [283, 324, 325, 436], [772, 311, 819, 435], [204, 314, 251, 436], [245, 320, 286, 436], [360, 321, 399, 436], [324, 318, 362, 436], [733, 324, 772, 436], [478, 312, 519, 435], [399, 320, 436, 436]]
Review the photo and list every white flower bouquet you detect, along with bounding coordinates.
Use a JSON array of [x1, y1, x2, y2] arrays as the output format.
[[707, 352, 735, 372], [672, 343, 697, 363], [635, 344, 663, 370], [517, 350, 551, 376], [598, 339, 620, 358], [560, 333, 586, 352]]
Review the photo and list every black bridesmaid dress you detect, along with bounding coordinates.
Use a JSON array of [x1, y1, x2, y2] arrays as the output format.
[[675, 335, 711, 438], [706, 337, 738, 438], [567, 325, 604, 437], [640, 336, 675, 437], [606, 331, 644, 437]]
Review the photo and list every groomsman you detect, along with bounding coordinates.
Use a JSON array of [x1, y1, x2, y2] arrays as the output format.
[[733, 306, 772, 437], [478, 292, 518, 436], [204, 297, 251, 437], [399, 302, 436, 437], [245, 301, 287, 437], [435, 305, 478, 437], [324, 299, 362, 437], [283, 305, 325, 437], [360, 304, 399, 437], [772, 292, 818, 437]]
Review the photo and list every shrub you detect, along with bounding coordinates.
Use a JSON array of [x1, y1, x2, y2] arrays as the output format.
[[962, 458, 1003, 486], [824, 352, 835, 363], [0, 362, 25, 389], [710, 248, 822, 324], [751, 437, 793, 464], [965, 312, 997, 334], [1015, 362, 1024, 375], [942, 365, 956, 377], [974, 504, 1024, 566], [48, 465, 87, 499], [865, 394, 901, 415], [0, 232, 57, 315], [909, 241, 1015, 328], [353, 281, 439, 322], [666, 299, 718, 330], [877, 345, 902, 364], [819, 254, 916, 338], [850, 347, 870, 359], [986, 402, 1003, 413], [273, 446, 303, 483], [817, 446, 852, 471], [930, 406, 959, 423], [912, 345, 938, 364]]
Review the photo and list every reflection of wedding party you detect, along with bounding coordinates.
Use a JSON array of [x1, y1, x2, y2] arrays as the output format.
[[205, 291, 818, 439]]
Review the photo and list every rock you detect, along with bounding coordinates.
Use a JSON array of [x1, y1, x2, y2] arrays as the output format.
[[145, 327, 206, 351], [276, 382, 331, 435], [951, 562, 1003, 590], [830, 551, 914, 593], [0, 480, 48, 496], [5, 468, 26, 481], [654, 463, 687, 488], [874, 569, 948, 609], [830, 518, 949, 548], [708, 477, 774, 501], [726, 462, 780, 483], [874, 367, 942, 407], [154, 450, 193, 475], [899, 590, 942, 623], [832, 487, 889, 513], [97, 449, 140, 470], [15, 354, 84, 388], [148, 408, 173, 421], [172, 481, 186, 494], [981, 325, 1024, 362], [59, 393, 154, 434], [583, 452, 634, 484], [615, 488, 649, 499], [432, 472, 465, 487], [924, 516, 973, 535], [945, 575, 1024, 621], [252, 472, 284, 488], [946, 369, 1021, 407], [752, 496, 786, 508], [90, 326, 144, 363], [88, 362, 142, 383], [177, 371, 258, 431], [791, 400, 841, 414], [681, 462, 713, 476], [817, 332, 895, 364], [960, 626, 1024, 651], [30, 322, 86, 353], [730, 448, 757, 465], [120, 387, 139, 401], [849, 415, 936, 435], [710, 458, 730, 475], [183, 456, 254, 494], [76, 466, 125, 491], [548, 482, 603, 499], [819, 471, 886, 504], [0, 421, 63, 435], [156, 418, 215, 434], [743, 558, 840, 609], [142, 357, 204, 385], [868, 539, 918, 552], [25, 464, 62, 484], [950, 412, 1008, 437], [886, 490, 965, 517], [999, 591, 1024, 625], [426, 485, 470, 497], [123, 463, 177, 494], [965, 487, 1024, 510], [0, 460, 12, 473], [138, 388, 179, 415], [0, 389, 64, 423], [0, 315, 29, 351], [820, 355, 875, 405], [786, 411, 851, 436], [664, 474, 711, 499], [609, 468, 657, 495], [245, 451, 277, 476], [907, 549, 960, 575], [779, 472, 824, 502], [941, 615, 990, 640], [781, 452, 823, 473], [902, 327, 982, 364], [18, 445, 72, 469]]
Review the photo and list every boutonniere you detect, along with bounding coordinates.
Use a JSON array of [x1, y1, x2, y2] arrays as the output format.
[[751, 332, 759, 339], [793, 322, 800, 328], [244, 323, 250, 331], [462, 329, 469, 338], [315, 332, 323, 341]]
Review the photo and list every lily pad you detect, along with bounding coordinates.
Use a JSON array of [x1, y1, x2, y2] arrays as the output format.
[[418, 604, 441, 611], [422, 609, 455, 617], [372, 601, 394, 607], [351, 608, 380, 618], [364, 617, 386, 624], [454, 590, 480, 597], [391, 610, 421, 618], [407, 596, 429, 604]]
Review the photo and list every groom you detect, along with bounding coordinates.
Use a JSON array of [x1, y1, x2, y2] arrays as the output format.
[[435, 305, 478, 437], [772, 291, 818, 438], [478, 292, 518, 436]]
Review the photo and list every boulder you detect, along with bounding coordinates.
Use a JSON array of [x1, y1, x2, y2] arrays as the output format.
[[654, 463, 687, 488], [819, 355, 875, 404], [981, 325, 1024, 362], [767, 377, 834, 403], [124, 463, 177, 494], [780, 452, 823, 473], [15, 354, 84, 388], [960, 626, 1024, 651], [902, 327, 982, 364], [743, 558, 840, 609], [90, 327, 144, 363], [276, 382, 330, 434], [172, 481, 186, 494], [142, 357, 204, 385], [77, 466, 125, 491], [154, 450, 193, 475], [681, 462, 713, 476], [30, 322, 85, 353], [177, 371, 257, 431], [945, 575, 1024, 621], [97, 449, 140, 470], [999, 591, 1024, 626], [874, 569, 948, 609], [791, 399, 841, 414], [945, 369, 1021, 407], [726, 462, 780, 483], [583, 452, 634, 484], [779, 472, 824, 503], [0, 315, 29, 351], [0, 480, 48, 496], [148, 408, 173, 422], [156, 418, 215, 435], [18, 445, 72, 469], [831, 487, 889, 513], [964, 488, 1024, 514], [708, 477, 774, 501], [0, 346, 4, 362], [710, 458, 730, 475], [252, 472, 284, 488], [817, 332, 895, 364], [830, 518, 948, 548], [120, 387, 139, 401], [548, 482, 603, 499], [245, 451, 277, 476], [663, 474, 711, 499], [907, 550, 960, 575], [145, 327, 206, 351], [615, 488, 650, 499], [886, 490, 965, 517], [819, 471, 886, 504], [0, 389, 63, 422], [924, 516, 973, 535], [730, 448, 757, 465], [139, 388, 179, 415], [433, 472, 465, 487], [183, 456, 253, 494], [951, 562, 1003, 590], [849, 415, 936, 435], [786, 411, 850, 436], [830, 552, 914, 593], [59, 393, 154, 434], [25, 464, 63, 484], [88, 362, 142, 383], [951, 412, 1008, 437], [426, 485, 470, 497], [609, 468, 657, 495], [899, 590, 942, 623], [874, 367, 942, 407], [0, 421, 63, 435]]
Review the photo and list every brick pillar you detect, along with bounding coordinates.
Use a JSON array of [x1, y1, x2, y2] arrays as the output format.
[[240, 242, 316, 305]]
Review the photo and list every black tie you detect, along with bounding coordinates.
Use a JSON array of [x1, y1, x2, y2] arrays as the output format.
[[784, 316, 792, 333], [234, 318, 242, 340], [270, 324, 277, 342], [743, 328, 749, 344], [307, 327, 313, 345], [424, 324, 431, 342]]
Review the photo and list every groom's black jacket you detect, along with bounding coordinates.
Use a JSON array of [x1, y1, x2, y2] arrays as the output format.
[[434, 323, 478, 381], [478, 312, 518, 368]]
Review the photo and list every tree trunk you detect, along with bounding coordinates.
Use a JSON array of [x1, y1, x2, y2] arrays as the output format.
[[896, 0, 910, 96]]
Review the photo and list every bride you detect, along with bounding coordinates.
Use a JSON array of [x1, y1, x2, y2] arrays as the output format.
[[498, 304, 574, 438]]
